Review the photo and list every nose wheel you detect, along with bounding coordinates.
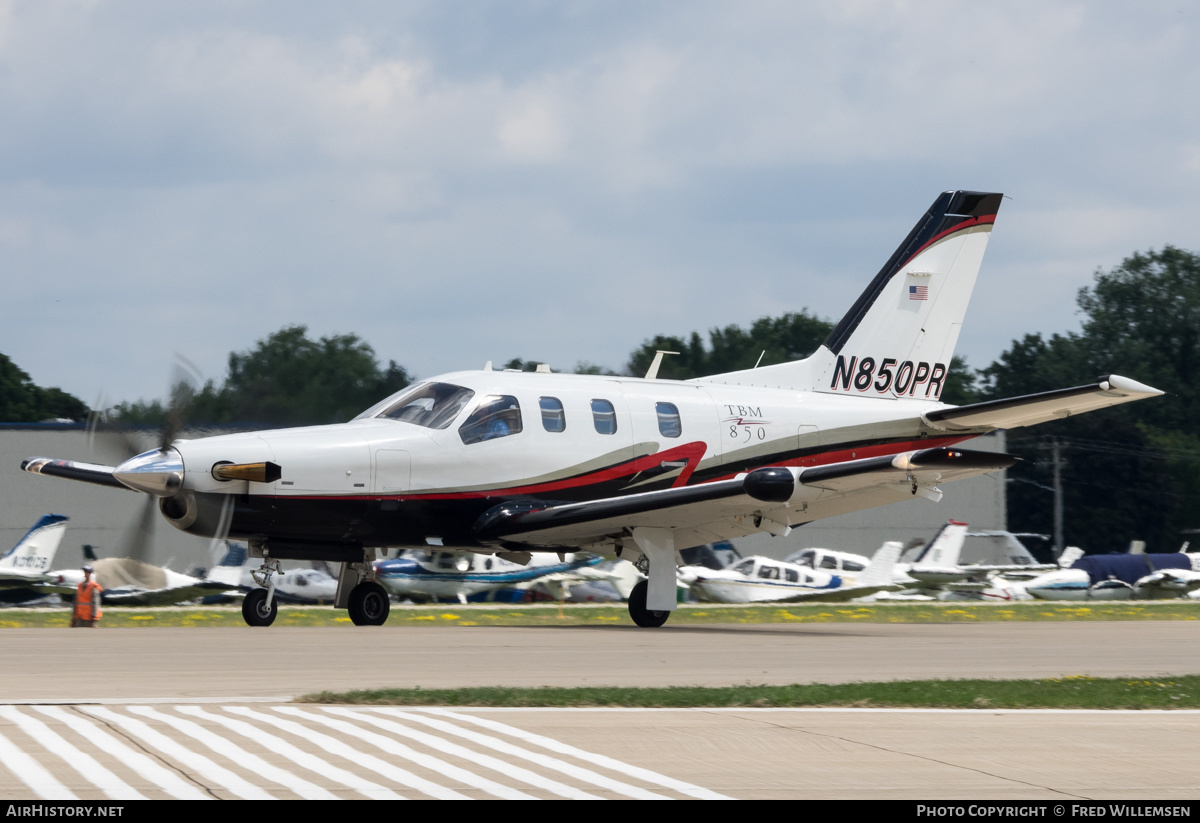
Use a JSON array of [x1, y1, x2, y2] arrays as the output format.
[[348, 580, 390, 626], [242, 588, 278, 626]]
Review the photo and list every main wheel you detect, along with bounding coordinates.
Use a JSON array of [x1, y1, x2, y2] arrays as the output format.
[[348, 581, 391, 626], [242, 588, 277, 627], [627, 580, 670, 628]]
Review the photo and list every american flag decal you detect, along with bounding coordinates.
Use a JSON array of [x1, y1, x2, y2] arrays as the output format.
[[908, 285, 928, 301]]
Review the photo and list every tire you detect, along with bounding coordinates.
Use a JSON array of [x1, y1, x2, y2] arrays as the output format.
[[627, 580, 670, 628], [348, 581, 391, 626], [242, 588, 277, 627]]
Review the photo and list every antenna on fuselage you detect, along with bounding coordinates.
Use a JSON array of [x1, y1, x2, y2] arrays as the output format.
[[754, 350, 766, 369], [644, 350, 679, 380], [483, 361, 493, 371]]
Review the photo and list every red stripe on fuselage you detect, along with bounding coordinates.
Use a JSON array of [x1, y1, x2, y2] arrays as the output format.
[[279, 435, 972, 502]]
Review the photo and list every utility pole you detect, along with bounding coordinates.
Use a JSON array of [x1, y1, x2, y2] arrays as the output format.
[[1051, 437, 1063, 556]]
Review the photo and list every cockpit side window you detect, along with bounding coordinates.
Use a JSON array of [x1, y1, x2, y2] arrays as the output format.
[[733, 559, 756, 574], [757, 565, 780, 580], [540, 397, 566, 432], [784, 568, 799, 583], [655, 402, 682, 438], [795, 551, 815, 568], [591, 399, 617, 434], [820, 556, 839, 570], [459, 395, 523, 444], [375, 382, 476, 429]]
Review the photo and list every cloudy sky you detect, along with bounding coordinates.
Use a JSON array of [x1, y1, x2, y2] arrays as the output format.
[[3, 1, 1199, 407]]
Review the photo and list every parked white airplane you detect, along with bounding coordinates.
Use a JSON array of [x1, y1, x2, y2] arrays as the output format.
[[0, 514, 69, 603], [373, 549, 620, 604], [678, 540, 902, 603], [21, 190, 1164, 627], [1025, 551, 1200, 600], [204, 542, 338, 605]]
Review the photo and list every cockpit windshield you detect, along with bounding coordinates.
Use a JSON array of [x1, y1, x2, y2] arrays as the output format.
[[370, 382, 476, 429]]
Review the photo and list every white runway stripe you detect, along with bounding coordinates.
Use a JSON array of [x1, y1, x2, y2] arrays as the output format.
[[321, 706, 600, 800], [422, 708, 731, 800], [227, 706, 468, 800], [0, 707, 144, 800], [128, 707, 337, 801], [33, 706, 209, 800], [176, 707, 401, 800], [275, 707, 536, 800], [364, 707, 672, 800], [0, 728, 75, 800], [81, 707, 275, 800]]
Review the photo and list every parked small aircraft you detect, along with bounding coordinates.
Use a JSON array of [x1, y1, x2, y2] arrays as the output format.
[[46, 552, 238, 606], [373, 549, 620, 604], [21, 190, 1164, 627], [1026, 552, 1200, 600], [678, 540, 902, 603], [204, 542, 338, 605], [0, 514, 69, 604]]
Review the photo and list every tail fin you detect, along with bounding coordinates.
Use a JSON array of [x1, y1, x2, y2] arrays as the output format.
[[911, 520, 969, 568], [0, 514, 69, 572], [1057, 546, 1084, 568], [699, 190, 1002, 399], [859, 540, 903, 586]]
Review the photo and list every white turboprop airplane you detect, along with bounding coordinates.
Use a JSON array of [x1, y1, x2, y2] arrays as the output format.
[[678, 541, 902, 603], [204, 542, 338, 605], [47, 556, 238, 606], [21, 190, 1164, 628], [373, 549, 619, 604], [0, 514, 69, 602]]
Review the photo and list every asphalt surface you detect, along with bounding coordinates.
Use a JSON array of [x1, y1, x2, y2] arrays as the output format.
[[2, 621, 1199, 700], [3, 621, 1197, 799]]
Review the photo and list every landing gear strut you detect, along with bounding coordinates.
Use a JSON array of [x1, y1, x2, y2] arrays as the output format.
[[347, 580, 390, 626], [627, 579, 669, 628]]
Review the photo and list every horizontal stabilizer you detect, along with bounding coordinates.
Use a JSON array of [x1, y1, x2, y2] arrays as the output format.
[[923, 375, 1163, 432]]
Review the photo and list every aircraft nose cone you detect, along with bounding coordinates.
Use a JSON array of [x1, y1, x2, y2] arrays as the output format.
[[113, 448, 185, 497]]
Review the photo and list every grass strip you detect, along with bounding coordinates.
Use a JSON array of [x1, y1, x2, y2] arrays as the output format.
[[2, 600, 1200, 628], [297, 675, 1200, 710]]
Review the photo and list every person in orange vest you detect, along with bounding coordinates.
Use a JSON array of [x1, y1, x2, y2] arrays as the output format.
[[71, 565, 103, 627]]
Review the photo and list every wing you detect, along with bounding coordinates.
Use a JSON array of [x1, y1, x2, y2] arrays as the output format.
[[476, 446, 1016, 549], [103, 581, 239, 606], [770, 583, 902, 603], [923, 375, 1162, 432]]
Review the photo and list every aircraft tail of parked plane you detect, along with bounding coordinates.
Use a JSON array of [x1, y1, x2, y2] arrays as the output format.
[[0, 514, 68, 582], [700, 191, 1001, 399]]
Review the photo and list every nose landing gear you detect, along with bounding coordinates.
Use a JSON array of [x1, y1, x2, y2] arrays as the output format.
[[242, 559, 283, 627]]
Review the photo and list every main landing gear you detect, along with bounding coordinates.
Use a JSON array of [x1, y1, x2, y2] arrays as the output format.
[[627, 580, 670, 628], [347, 580, 389, 626]]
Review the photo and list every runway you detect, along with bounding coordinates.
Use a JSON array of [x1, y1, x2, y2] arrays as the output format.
[[3, 621, 1198, 799], [1, 621, 1198, 700]]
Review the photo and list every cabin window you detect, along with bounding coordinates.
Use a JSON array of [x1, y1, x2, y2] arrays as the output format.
[[820, 556, 839, 570], [784, 569, 799, 583], [655, 402, 682, 438], [843, 560, 865, 572], [375, 382, 476, 429], [295, 575, 308, 587], [540, 397, 566, 432], [757, 565, 780, 580], [436, 553, 456, 569], [484, 558, 493, 571], [591, 399, 618, 434], [460, 395, 523, 444]]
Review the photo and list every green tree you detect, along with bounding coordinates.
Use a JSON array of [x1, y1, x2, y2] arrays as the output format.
[[0, 354, 89, 422], [114, 326, 414, 428], [626, 311, 833, 379], [981, 248, 1200, 552]]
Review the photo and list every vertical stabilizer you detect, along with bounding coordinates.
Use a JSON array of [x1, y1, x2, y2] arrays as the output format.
[[698, 191, 1001, 399], [0, 514, 69, 572], [911, 520, 969, 568], [859, 540, 903, 587]]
